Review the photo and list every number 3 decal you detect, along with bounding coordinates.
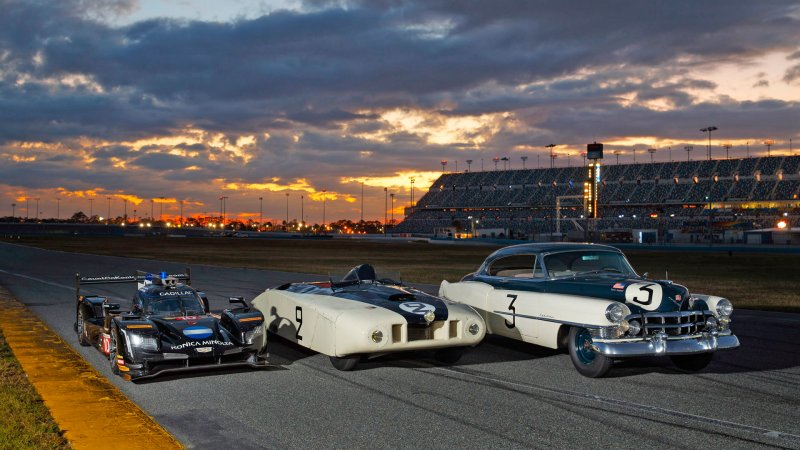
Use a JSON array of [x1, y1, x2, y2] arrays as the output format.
[[624, 283, 663, 311], [504, 294, 517, 328]]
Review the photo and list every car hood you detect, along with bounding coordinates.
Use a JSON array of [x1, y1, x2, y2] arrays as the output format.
[[149, 315, 236, 349], [286, 282, 449, 325], [474, 274, 691, 313]]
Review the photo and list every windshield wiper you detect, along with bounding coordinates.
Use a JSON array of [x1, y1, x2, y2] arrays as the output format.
[[573, 268, 624, 277]]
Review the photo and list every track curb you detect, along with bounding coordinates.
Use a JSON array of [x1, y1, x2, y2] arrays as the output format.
[[0, 285, 183, 449]]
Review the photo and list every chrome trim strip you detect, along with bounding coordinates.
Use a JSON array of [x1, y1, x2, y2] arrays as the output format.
[[493, 310, 604, 329]]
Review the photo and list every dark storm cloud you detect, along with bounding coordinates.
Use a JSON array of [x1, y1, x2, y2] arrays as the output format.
[[2, 0, 800, 216]]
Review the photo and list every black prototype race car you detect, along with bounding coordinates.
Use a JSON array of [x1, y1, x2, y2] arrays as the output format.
[[74, 269, 267, 381]]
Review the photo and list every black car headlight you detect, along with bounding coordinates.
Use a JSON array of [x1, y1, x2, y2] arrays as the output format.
[[130, 333, 159, 351]]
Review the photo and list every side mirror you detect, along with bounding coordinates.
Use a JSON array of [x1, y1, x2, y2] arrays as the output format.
[[642, 272, 649, 279], [229, 296, 248, 308], [200, 295, 210, 314]]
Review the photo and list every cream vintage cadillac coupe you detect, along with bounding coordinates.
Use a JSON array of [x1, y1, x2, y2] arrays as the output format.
[[439, 243, 739, 377]]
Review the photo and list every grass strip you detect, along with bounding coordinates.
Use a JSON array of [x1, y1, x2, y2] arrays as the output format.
[[0, 329, 70, 450]]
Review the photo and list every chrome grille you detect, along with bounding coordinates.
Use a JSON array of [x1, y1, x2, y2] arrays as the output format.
[[635, 311, 710, 336]]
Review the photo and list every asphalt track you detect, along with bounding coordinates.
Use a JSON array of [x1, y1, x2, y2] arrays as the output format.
[[1, 241, 799, 449]]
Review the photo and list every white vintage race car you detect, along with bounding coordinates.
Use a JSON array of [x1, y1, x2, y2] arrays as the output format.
[[439, 243, 739, 377], [251, 264, 485, 370]]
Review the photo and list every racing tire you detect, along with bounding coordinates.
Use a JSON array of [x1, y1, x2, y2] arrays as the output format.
[[329, 355, 360, 371], [108, 328, 120, 375], [76, 309, 91, 346], [670, 353, 713, 372], [434, 347, 465, 365], [568, 327, 612, 378]]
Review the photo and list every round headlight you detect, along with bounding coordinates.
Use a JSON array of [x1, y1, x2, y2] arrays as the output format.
[[716, 298, 733, 317], [628, 319, 642, 336], [468, 323, 480, 336], [605, 303, 625, 323], [705, 316, 718, 331], [423, 311, 436, 324], [371, 330, 383, 343]]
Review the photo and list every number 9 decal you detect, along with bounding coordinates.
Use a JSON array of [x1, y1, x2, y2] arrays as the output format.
[[624, 282, 663, 311]]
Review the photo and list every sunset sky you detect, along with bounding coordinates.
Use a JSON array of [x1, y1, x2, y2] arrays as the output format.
[[2, 0, 799, 223]]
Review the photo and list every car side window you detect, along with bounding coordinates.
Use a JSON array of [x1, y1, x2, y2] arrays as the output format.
[[487, 254, 537, 278]]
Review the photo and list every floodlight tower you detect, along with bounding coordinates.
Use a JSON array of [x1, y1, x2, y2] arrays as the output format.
[[722, 143, 732, 160], [613, 150, 622, 165], [441, 160, 447, 173], [521, 156, 528, 169], [546, 144, 556, 168], [700, 126, 717, 160], [764, 139, 774, 157], [493, 156, 500, 170], [684, 145, 693, 162], [648, 148, 657, 163], [465, 159, 473, 172]]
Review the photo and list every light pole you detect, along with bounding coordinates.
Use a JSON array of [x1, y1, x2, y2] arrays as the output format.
[[149, 199, 153, 221], [285, 193, 289, 230], [259, 197, 263, 230], [441, 160, 447, 173], [493, 156, 500, 170], [581, 152, 586, 166], [34, 197, 40, 221], [360, 182, 364, 223], [124, 199, 128, 224], [383, 187, 388, 236], [178, 200, 183, 226], [389, 193, 395, 225], [546, 144, 556, 168], [764, 139, 774, 157], [106, 196, 111, 224], [668, 146, 672, 162], [537, 154, 540, 168], [700, 126, 717, 160], [409, 177, 415, 215], [684, 145, 693, 162], [322, 190, 327, 232], [613, 150, 622, 165], [521, 156, 528, 169], [11, 203, 15, 218], [56, 197, 60, 220], [466, 159, 473, 172], [746, 141, 750, 158], [89, 198, 94, 221], [648, 148, 657, 163], [300, 195, 304, 230], [722, 143, 732, 160], [25, 198, 28, 220], [158, 196, 165, 222]]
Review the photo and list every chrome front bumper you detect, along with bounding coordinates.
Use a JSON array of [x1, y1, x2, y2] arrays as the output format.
[[591, 332, 740, 358]]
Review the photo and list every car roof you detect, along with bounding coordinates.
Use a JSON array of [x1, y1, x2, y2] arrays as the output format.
[[487, 242, 621, 258]]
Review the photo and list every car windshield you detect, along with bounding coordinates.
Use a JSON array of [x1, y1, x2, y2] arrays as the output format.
[[543, 250, 637, 278], [144, 294, 205, 317]]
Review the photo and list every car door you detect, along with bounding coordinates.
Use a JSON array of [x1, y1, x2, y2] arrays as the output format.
[[483, 253, 545, 341]]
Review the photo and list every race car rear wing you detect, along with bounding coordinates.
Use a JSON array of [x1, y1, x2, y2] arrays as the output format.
[[75, 269, 191, 302]]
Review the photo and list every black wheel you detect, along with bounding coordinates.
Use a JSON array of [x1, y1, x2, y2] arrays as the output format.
[[670, 353, 713, 372], [329, 355, 360, 371], [434, 347, 465, 365], [568, 327, 612, 378], [76, 308, 91, 346], [108, 328, 120, 375]]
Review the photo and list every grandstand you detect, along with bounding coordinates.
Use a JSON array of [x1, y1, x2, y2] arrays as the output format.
[[394, 155, 800, 243]]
